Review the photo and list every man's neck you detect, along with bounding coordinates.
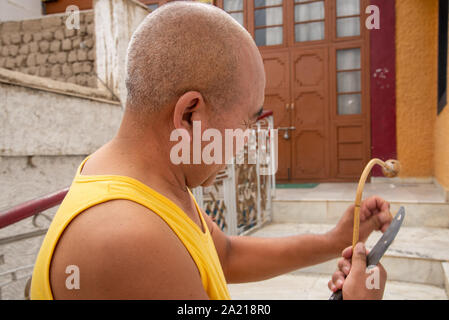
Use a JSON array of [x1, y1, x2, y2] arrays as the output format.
[[109, 127, 195, 213]]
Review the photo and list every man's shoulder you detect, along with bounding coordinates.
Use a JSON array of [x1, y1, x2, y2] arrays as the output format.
[[50, 199, 208, 299]]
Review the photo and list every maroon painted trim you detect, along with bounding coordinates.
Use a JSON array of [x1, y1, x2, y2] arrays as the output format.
[[0, 188, 69, 229], [257, 110, 273, 121], [369, 0, 397, 176]]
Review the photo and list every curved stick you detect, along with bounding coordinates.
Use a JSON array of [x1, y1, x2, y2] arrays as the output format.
[[351, 158, 401, 250]]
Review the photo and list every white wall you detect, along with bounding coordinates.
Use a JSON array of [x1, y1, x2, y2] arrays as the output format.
[[0, 0, 43, 22]]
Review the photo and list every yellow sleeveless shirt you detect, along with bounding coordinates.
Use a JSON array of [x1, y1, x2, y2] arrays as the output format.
[[30, 156, 230, 300]]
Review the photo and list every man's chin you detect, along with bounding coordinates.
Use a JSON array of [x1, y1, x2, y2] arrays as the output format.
[[201, 174, 217, 187]]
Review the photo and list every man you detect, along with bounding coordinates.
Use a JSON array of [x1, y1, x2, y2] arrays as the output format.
[[30, 2, 391, 300]]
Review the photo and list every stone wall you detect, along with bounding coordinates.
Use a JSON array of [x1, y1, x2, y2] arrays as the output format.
[[0, 10, 97, 88]]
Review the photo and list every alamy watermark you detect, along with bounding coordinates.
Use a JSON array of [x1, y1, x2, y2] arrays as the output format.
[[65, 264, 80, 290], [169, 121, 278, 175], [366, 265, 380, 290], [65, 5, 80, 30]]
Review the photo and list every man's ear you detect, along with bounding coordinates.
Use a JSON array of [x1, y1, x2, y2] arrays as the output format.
[[173, 91, 205, 131]]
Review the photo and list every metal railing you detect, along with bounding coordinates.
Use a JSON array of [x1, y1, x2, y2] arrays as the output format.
[[0, 110, 276, 299]]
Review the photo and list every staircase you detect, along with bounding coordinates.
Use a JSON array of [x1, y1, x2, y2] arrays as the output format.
[[228, 182, 449, 300]]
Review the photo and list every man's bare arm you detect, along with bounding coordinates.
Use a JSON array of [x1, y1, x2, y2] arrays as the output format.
[[203, 196, 392, 284], [203, 212, 339, 284]]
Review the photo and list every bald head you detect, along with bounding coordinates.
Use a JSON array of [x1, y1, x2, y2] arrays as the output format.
[[125, 1, 257, 113]]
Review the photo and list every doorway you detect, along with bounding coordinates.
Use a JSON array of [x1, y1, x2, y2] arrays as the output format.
[[216, 0, 371, 182]]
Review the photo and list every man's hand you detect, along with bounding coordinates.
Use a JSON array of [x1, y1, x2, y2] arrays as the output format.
[[328, 196, 393, 250], [328, 243, 387, 300]]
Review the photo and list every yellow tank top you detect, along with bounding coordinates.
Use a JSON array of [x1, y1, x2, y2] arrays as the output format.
[[30, 156, 230, 300]]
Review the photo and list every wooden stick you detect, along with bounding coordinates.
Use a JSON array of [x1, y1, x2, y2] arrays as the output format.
[[352, 159, 400, 250]]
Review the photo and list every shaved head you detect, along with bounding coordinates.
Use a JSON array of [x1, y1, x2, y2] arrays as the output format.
[[125, 1, 256, 113]]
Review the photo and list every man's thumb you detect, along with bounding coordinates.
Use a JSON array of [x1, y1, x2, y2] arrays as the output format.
[[351, 242, 367, 273]]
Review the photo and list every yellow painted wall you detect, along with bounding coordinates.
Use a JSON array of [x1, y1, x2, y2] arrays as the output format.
[[395, 0, 438, 177], [435, 106, 449, 190], [434, 9, 449, 191]]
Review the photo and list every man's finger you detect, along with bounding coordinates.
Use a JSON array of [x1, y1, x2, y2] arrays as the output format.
[[337, 258, 351, 275], [350, 242, 367, 274], [331, 271, 346, 290], [328, 280, 337, 292], [342, 245, 353, 259]]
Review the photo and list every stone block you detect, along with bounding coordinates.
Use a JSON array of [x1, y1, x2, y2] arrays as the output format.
[[1, 46, 8, 56], [76, 74, 88, 86], [83, 38, 94, 49], [85, 12, 94, 24], [87, 76, 97, 88], [50, 40, 61, 52], [62, 38, 72, 51], [77, 49, 87, 61], [41, 16, 62, 29], [62, 63, 73, 77], [56, 52, 67, 64], [50, 64, 62, 78], [15, 55, 26, 67], [72, 62, 83, 74], [0, 57, 5, 68], [33, 32, 42, 42], [8, 45, 18, 56], [72, 37, 81, 49], [38, 66, 49, 77], [27, 66, 37, 75], [82, 61, 93, 73], [42, 31, 53, 41], [48, 53, 57, 64], [22, 19, 41, 32], [26, 54, 36, 67], [29, 42, 38, 53], [39, 40, 50, 53], [87, 49, 95, 61], [19, 44, 29, 55], [36, 53, 48, 66], [78, 24, 87, 36], [22, 33, 32, 43], [10, 33, 21, 44], [2, 21, 20, 33], [64, 28, 76, 38], [1, 34, 10, 45], [54, 29, 64, 40], [87, 23, 94, 35], [5, 57, 15, 69], [67, 50, 77, 63]]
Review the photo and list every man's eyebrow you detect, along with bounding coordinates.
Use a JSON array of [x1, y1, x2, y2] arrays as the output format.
[[252, 106, 264, 119]]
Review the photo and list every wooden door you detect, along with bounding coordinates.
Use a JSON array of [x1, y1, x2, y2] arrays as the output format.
[[217, 0, 370, 182]]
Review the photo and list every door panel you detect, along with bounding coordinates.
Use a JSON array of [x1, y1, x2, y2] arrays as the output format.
[[330, 42, 370, 179], [290, 48, 329, 179], [261, 50, 291, 180]]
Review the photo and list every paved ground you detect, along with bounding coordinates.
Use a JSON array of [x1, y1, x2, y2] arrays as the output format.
[[228, 221, 449, 300], [228, 273, 448, 300]]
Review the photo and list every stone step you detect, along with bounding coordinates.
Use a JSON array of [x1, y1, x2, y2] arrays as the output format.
[[272, 183, 449, 228], [248, 223, 449, 288], [228, 273, 448, 300]]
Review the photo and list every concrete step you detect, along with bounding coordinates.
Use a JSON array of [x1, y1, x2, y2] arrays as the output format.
[[228, 273, 448, 300], [247, 223, 449, 290], [273, 183, 449, 228]]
